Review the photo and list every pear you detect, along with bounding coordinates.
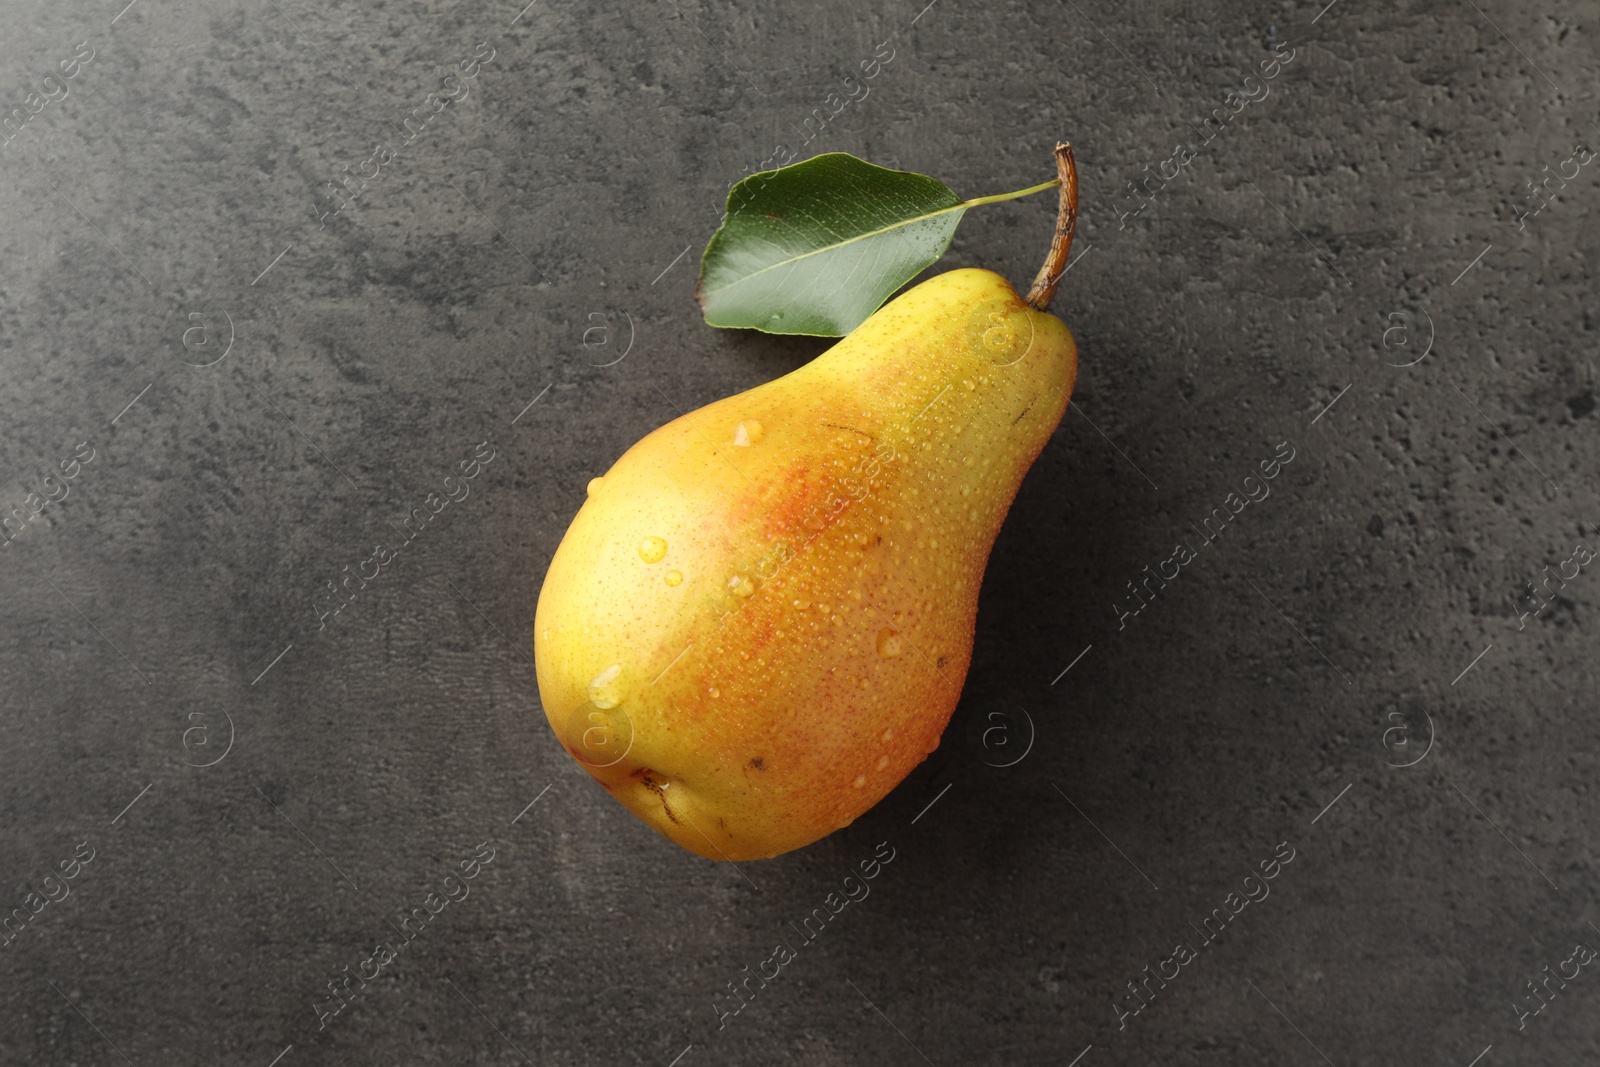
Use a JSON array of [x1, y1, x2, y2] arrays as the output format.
[[534, 145, 1080, 861]]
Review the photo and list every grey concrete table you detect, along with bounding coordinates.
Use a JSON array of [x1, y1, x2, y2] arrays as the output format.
[[2, 1, 1596, 1064]]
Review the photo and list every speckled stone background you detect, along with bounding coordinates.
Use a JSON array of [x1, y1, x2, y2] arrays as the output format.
[[2, 1, 1597, 1064]]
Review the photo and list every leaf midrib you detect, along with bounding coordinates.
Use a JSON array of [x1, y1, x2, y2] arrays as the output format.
[[701, 198, 967, 298]]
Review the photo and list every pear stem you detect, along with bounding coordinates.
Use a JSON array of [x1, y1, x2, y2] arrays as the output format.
[[1023, 143, 1079, 312]]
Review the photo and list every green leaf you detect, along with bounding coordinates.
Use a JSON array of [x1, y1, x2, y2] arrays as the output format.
[[695, 153, 972, 337]]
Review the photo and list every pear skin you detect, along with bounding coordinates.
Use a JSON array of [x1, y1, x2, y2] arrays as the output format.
[[534, 266, 1078, 861]]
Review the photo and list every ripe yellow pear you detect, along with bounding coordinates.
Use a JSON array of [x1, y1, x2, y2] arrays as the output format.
[[534, 146, 1080, 861]]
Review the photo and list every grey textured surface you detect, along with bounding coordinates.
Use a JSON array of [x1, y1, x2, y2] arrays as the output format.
[[2, 0, 1598, 1064]]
